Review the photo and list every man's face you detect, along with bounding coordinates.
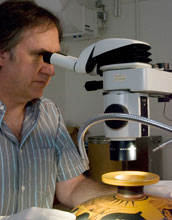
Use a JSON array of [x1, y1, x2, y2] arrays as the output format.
[[0, 25, 60, 103]]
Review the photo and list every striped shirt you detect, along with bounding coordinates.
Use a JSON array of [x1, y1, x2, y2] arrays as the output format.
[[0, 97, 87, 216]]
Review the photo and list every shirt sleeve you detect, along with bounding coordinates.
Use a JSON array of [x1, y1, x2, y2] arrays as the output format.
[[55, 108, 88, 182]]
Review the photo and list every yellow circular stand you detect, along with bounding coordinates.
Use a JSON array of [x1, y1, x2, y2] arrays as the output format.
[[102, 171, 159, 186]]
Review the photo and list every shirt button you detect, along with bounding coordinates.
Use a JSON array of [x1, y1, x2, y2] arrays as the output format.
[[21, 186, 25, 192]]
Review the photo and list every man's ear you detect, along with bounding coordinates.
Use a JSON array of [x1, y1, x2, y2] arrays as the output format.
[[0, 50, 8, 66]]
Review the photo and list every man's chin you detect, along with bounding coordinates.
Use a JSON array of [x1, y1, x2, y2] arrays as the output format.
[[28, 92, 43, 101]]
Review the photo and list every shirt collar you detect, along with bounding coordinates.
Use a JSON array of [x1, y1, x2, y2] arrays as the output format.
[[0, 98, 41, 125], [0, 101, 6, 126], [25, 98, 41, 109]]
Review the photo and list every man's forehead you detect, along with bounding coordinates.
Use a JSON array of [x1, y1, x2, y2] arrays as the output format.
[[18, 26, 60, 52], [23, 25, 59, 39]]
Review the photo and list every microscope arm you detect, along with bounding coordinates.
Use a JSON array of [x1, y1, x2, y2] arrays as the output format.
[[43, 38, 151, 75], [43, 43, 96, 74]]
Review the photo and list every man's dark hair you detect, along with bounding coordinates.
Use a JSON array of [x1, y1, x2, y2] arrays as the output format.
[[0, 0, 63, 52]]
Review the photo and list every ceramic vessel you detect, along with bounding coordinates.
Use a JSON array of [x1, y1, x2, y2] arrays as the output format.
[[73, 171, 172, 220]]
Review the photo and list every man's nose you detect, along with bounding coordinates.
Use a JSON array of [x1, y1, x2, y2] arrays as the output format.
[[40, 63, 55, 76]]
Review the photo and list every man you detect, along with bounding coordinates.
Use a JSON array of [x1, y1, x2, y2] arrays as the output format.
[[0, 1, 171, 220], [0, 0, 117, 219]]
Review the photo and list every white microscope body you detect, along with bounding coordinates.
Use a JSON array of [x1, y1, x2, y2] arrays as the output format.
[[43, 38, 172, 160]]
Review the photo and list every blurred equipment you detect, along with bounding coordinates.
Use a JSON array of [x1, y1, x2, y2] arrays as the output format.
[[35, 0, 98, 39], [123, 136, 162, 178], [43, 38, 172, 162]]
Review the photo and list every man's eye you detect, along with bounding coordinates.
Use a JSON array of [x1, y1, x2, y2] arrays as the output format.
[[37, 52, 44, 56], [33, 51, 44, 57]]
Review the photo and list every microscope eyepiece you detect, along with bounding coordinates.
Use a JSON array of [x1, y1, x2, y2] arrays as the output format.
[[43, 52, 53, 64]]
